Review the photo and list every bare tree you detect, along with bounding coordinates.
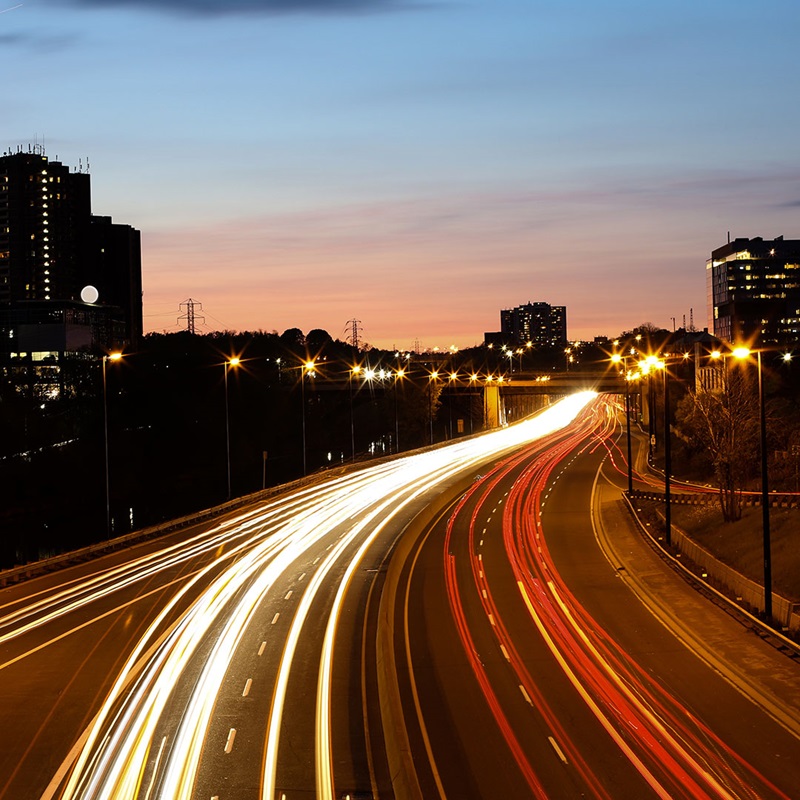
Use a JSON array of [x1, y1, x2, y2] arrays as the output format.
[[675, 366, 759, 521]]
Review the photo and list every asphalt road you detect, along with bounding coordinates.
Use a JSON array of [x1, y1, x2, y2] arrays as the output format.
[[392, 397, 800, 799], [3, 392, 799, 799], [0, 392, 598, 800]]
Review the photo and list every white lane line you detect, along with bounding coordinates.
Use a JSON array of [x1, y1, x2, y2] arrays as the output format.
[[258, 641, 266, 656], [285, 590, 293, 600], [298, 572, 306, 581], [548, 735, 568, 764], [488, 613, 496, 626], [143, 736, 167, 800], [243, 678, 252, 697], [482, 589, 487, 599], [271, 612, 280, 625], [224, 728, 237, 754], [479, 539, 483, 547], [500, 644, 510, 661], [519, 685, 532, 705]]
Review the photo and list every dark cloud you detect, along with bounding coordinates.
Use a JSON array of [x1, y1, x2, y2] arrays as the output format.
[[49, 0, 429, 16], [0, 30, 78, 50]]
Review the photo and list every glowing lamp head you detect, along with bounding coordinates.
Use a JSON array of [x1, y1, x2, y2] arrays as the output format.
[[732, 347, 750, 360]]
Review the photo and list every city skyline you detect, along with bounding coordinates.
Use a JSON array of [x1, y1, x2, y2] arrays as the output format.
[[4, 0, 800, 349]]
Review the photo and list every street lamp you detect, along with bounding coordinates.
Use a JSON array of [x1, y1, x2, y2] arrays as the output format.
[[102, 351, 123, 536], [429, 370, 439, 445], [663, 356, 672, 547], [394, 367, 405, 452], [224, 356, 240, 500], [349, 365, 361, 462], [612, 352, 636, 495], [301, 359, 316, 475], [733, 346, 772, 621]]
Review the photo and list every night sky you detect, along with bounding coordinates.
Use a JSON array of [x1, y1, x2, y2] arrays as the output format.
[[4, 0, 799, 349]]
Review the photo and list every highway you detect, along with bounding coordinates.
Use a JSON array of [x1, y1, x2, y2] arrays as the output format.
[[391, 397, 800, 799], [0, 392, 597, 800]]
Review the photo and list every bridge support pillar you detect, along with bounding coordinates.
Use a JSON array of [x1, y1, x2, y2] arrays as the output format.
[[484, 384, 501, 429]]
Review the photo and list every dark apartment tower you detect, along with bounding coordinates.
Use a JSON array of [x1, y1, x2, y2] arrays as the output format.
[[86, 216, 143, 347], [0, 150, 90, 305], [707, 236, 800, 346], [0, 148, 142, 356], [500, 301, 568, 347]]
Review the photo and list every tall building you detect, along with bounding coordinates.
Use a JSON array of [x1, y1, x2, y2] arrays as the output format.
[[0, 148, 90, 305], [499, 301, 567, 347], [707, 236, 800, 346], [0, 147, 142, 378]]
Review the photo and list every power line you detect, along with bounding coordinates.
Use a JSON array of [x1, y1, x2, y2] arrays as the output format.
[[178, 298, 205, 334]]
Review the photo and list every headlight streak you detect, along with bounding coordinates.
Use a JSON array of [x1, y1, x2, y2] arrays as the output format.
[[53, 393, 596, 800], [442, 396, 789, 800], [441, 405, 610, 798], [313, 457, 493, 800], [0, 467, 402, 645]]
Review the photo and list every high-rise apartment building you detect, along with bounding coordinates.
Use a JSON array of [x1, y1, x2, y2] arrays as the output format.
[[707, 236, 800, 346], [499, 301, 567, 347], [0, 147, 142, 370]]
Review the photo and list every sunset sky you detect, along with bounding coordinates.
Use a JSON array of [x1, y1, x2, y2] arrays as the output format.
[[3, 0, 799, 350]]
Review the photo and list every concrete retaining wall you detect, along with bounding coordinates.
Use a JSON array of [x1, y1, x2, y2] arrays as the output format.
[[629, 491, 800, 631]]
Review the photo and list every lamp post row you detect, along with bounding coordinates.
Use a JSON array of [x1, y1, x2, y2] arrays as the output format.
[[614, 343, 784, 624]]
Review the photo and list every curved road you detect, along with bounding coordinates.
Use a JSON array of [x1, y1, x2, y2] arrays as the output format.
[[391, 397, 800, 798], [0, 393, 594, 800]]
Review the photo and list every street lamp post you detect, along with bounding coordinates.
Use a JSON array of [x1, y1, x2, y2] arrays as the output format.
[[349, 365, 361, 462], [663, 359, 672, 547], [301, 360, 315, 475], [429, 371, 438, 445], [394, 367, 405, 452], [731, 347, 772, 621], [612, 352, 635, 495], [756, 349, 772, 620], [102, 351, 122, 537], [732, 347, 772, 620], [224, 356, 240, 500]]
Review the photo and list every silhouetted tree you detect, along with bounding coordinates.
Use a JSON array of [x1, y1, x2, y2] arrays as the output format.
[[675, 367, 758, 521]]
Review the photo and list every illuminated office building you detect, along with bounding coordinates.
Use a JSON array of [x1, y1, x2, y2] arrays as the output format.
[[707, 236, 800, 346]]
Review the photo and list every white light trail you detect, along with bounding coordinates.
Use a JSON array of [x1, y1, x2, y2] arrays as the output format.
[[52, 392, 595, 799]]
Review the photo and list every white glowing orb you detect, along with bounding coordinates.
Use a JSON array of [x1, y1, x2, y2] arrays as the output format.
[[80, 285, 99, 304]]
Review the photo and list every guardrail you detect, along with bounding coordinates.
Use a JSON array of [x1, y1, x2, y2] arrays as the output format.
[[624, 492, 800, 640]]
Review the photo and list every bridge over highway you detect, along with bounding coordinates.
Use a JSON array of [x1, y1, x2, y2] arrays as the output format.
[[483, 370, 622, 427]]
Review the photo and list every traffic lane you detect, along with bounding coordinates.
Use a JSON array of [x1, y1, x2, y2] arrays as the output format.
[[543, 429, 800, 798], [398, 436, 652, 799], [7, 502, 302, 800], [0, 538, 224, 800], [193, 503, 398, 800], [189, 563, 308, 800], [451, 444, 657, 799], [403, 506, 536, 800]]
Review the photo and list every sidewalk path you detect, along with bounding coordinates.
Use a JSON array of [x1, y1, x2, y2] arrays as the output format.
[[593, 467, 800, 741]]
